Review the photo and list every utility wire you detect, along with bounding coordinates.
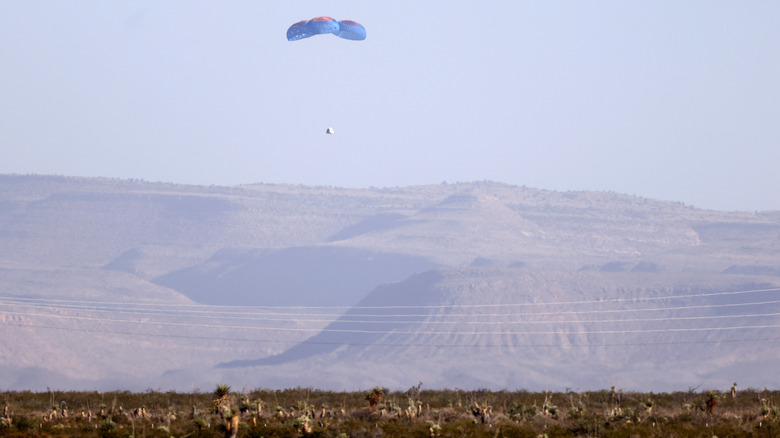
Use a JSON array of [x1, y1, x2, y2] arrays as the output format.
[[1, 286, 777, 310], [3, 320, 780, 349], [3, 309, 779, 335], [2, 298, 779, 321], [2, 306, 780, 327]]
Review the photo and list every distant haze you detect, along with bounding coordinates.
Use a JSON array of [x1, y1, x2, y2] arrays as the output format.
[[1, 2, 779, 211], [1, 176, 779, 391]]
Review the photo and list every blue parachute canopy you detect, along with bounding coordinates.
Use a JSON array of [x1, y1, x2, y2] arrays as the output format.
[[287, 16, 366, 41]]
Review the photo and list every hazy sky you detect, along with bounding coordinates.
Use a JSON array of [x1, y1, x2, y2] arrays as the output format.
[[2, 2, 779, 211]]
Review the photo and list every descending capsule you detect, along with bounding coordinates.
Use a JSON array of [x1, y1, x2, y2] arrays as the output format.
[[287, 17, 366, 41]]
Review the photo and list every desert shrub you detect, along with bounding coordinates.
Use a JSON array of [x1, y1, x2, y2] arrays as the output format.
[[98, 421, 132, 438], [492, 423, 537, 438], [438, 419, 492, 438], [378, 419, 431, 438], [10, 415, 35, 432], [1, 388, 779, 438]]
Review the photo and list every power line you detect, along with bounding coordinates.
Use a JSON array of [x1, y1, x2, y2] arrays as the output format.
[[3, 309, 779, 336], [2, 285, 778, 352], [3, 298, 780, 321], [3, 320, 779, 349], [2, 306, 780, 327], [1, 286, 777, 310]]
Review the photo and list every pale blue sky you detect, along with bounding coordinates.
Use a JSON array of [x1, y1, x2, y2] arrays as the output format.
[[2, 1, 779, 211]]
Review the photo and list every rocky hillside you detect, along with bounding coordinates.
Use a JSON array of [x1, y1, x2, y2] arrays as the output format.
[[0, 174, 778, 391]]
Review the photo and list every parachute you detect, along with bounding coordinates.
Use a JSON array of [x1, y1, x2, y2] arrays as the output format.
[[287, 17, 366, 41]]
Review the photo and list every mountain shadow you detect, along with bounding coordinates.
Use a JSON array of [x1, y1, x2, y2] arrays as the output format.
[[218, 269, 445, 368], [102, 248, 145, 275], [327, 213, 406, 242], [154, 246, 438, 307]]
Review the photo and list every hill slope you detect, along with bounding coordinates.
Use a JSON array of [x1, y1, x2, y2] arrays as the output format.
[[0, 175, 778, 391], [214, 268, 780, 390]]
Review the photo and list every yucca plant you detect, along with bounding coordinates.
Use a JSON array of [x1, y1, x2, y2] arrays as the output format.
[[225, 413, 240, 438], [293, 414, 313, 434], [99, 418, 116, 432], [705, 391, 718, 414], [427, 420, 441, 437], [366, 387, 384, 411], [213, 384, 231, 409], [644, 398, 654, 414]]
